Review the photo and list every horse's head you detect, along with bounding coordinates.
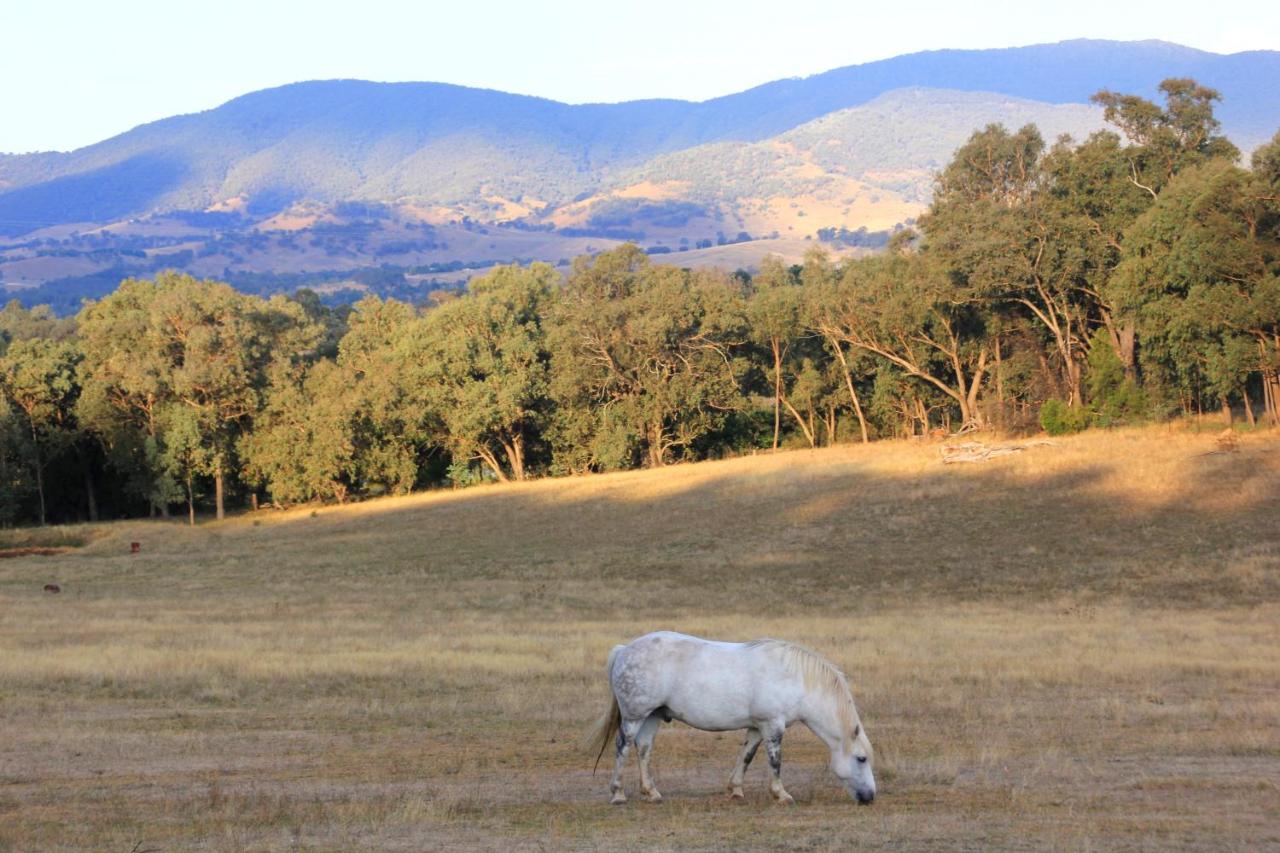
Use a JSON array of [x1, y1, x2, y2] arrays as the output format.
[[832, 722, 876, 804]]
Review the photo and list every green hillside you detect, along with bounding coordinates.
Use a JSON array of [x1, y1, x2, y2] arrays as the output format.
[[611, 89, 1107, 205]]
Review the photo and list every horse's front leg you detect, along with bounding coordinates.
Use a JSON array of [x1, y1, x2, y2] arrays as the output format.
[[727, 728, 762, 799], [761, 724, 794, 805]]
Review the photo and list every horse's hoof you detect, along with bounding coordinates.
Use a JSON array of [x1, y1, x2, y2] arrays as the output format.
[[644, 790, 663, 803], [773, 793, 795, 806], [610, 793, 627, 805], [729, 788, 745, 800]]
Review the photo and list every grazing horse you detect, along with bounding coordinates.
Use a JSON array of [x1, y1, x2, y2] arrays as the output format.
[[588, 631, 875, 805]]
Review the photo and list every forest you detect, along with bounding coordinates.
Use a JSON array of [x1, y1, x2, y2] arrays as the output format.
[[2, 79, 1277, 526]]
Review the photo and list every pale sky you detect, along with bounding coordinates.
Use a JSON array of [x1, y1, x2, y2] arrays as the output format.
[[4, 0, 1278, 154]]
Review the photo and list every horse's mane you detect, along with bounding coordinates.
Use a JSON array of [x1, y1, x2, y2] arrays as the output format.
[[747, 639, 858, 740]]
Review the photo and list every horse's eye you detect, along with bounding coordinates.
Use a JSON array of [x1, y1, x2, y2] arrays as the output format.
[[853, 725, 860, 737], [856, 756, 868, 764]]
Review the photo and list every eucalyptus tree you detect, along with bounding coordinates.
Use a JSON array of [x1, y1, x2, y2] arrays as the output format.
[[1092, 78, 1240, 198], [1038, 131, 1153, 376], [240, 359, 358, 504], [76, 277, 175, 515], [801, 247, 871, 443], [922, 123, 1098, 407], [1112, 138, 1280, 421], [0, 301, 74, 352], [0, 338, 82, 525], [548, 245, 746, 471], [782, 355, 846, 446], [811, 252, 992, 430], [408, 264, 556, 481], [157, 403, 212, 525], [1052, 78, 1241, 376], [336, 296, 431, 495], [746, 255, 807, 448], [77, 272, 319, 519], [242, 293, 437, 506], [0, 401, 28, 526]]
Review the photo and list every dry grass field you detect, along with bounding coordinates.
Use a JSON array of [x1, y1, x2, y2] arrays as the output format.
[[1, 426, 1278, 851]]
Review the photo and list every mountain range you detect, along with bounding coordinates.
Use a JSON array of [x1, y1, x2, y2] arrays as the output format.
[[1, 39, 1276, 308]]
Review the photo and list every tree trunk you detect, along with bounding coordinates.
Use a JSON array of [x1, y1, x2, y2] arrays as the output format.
[[1262, 371, 1273, 424], [1037, 349, 1060, 400], [214, 460, 225, 521], [771, 340, 783, 450], [827, 340, 869, 444], [1065, 358, 1083, 409], [1221, 398, 1233, 426], [1118, 324, 1137, 379], [995, 333, 1004, 396], [1242, 383, 1256, 427], [507, 433, 526, 481], [848, 379, 870, 444], [780, 397, 816, 447], [34, 461, 46, 527], [84, 464, 98, 523], [186, 473, 195, 527], [1273, 336, 1280, 423], [26, 419, 46, 526], [476, 447, 509, 482], [1104, 317, 1138, 380], [647, 424, 666, 468]]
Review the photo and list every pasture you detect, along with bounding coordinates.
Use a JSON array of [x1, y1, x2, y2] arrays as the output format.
[[0, 426, 1277, 850]]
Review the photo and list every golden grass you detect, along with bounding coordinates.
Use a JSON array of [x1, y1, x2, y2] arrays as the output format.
[[0, 425, 1277, 850]]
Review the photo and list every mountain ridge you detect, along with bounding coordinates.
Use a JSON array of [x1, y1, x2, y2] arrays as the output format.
[[2, 39, 1275, 212]]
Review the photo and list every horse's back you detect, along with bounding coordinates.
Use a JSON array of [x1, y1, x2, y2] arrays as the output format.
[[610, 632, 805, 731]]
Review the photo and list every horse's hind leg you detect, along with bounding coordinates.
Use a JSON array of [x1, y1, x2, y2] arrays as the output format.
[[760, 723, 794, 805], [727, 728, 763, 799], [636, 714, 664, 803], [609, 717, 643, 805]]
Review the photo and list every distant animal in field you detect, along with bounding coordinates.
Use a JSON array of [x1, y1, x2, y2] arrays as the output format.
[[43, 583, 61, 594], [588, 631, 876, 805]]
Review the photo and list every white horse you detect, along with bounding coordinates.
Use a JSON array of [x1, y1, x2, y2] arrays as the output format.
[[588, 631, 876, 805]]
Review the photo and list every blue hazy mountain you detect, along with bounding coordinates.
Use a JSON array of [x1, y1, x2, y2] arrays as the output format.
[[0, 39, 1276, 236]]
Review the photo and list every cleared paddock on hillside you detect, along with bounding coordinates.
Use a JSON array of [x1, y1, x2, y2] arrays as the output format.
[[0, 426, 1277, 850]]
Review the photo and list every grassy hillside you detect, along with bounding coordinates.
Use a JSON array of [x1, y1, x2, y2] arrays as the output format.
[[571, 89, 1106, 238], [781, 88, 1107, 201], [0, 425, 1276, 849], [618, 89, 1104, 203]]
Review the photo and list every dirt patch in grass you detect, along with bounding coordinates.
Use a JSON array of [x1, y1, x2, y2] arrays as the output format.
[[0, 546, 68, 559]]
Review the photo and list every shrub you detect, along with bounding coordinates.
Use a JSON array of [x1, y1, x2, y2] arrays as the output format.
[[1039, 399, 1089, 435], [1085, 331, 1147, 426]]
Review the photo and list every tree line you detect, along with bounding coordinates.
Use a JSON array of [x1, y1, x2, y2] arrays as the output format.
[[2, 79, 1277, 526]]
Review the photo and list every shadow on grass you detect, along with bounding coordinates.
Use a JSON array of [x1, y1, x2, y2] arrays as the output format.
[[94, 437, 1274, 611]]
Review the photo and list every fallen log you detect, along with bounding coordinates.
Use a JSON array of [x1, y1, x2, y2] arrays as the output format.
[[940, 439, 1057, 464]]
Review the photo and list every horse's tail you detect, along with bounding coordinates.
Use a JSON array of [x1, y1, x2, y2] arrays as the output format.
[[587, 644, 626, 774]]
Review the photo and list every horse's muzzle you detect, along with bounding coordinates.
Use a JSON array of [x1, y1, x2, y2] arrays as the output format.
[[856, 790, 875, 805]]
